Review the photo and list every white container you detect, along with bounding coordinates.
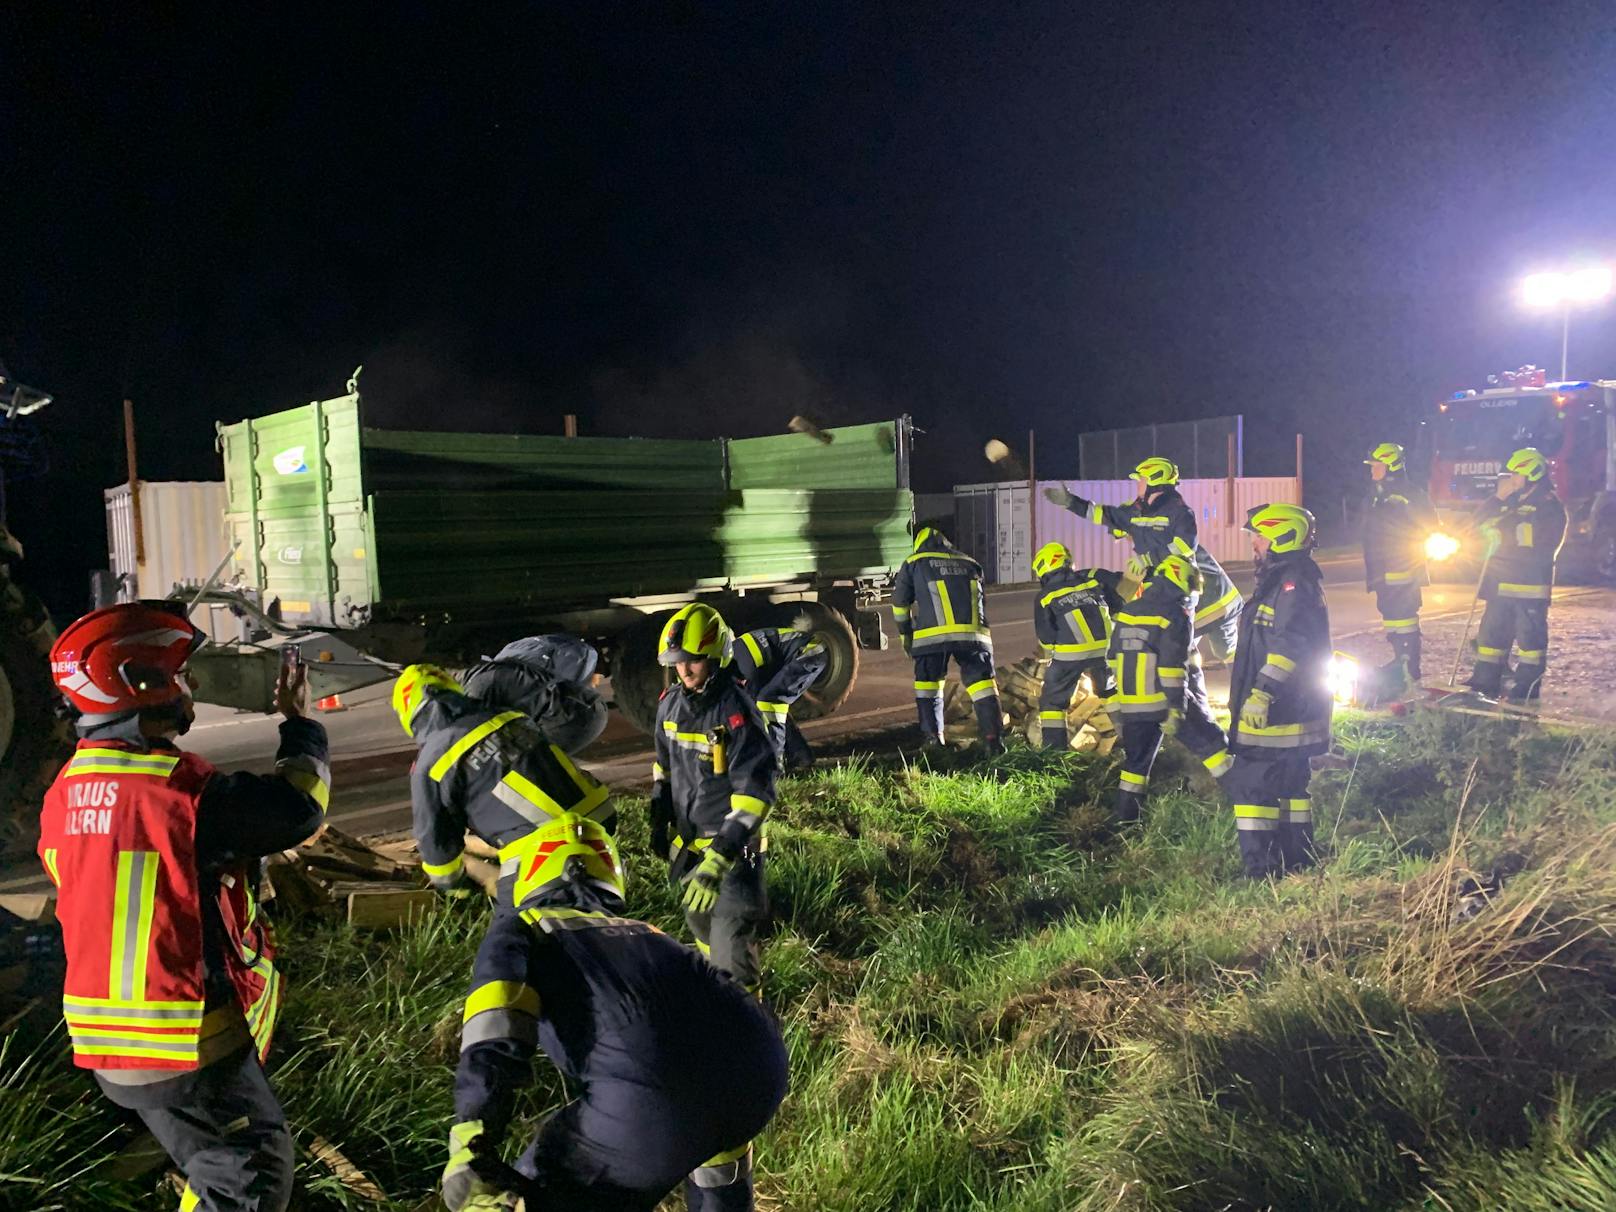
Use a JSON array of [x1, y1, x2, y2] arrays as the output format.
[[105, 481, 229, 600]]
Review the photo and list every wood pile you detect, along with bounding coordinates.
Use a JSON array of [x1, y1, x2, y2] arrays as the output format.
[[942, 656, 1116, 753], [262, 824, 488, 929]]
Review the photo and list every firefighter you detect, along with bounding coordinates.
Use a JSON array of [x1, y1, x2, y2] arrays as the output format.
[[1466, 447, 1567, 701], [1362, 442, 1438, 685], [891, 526, 1005, 753], [651, 603, 777, 992], [1106, 554, 1232, 823], [1223, 504, 1333, 878], [461, 633, 609, 755], [442, 813, 788, 1212], [1044, 456, 1243, 660], [731, 616, 829, 771], [39, 603, 330, 1212], [1030, 542, 1124, 748], [396, 664, 613, 911]]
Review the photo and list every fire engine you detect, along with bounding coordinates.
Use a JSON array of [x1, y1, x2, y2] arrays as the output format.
[[1423, 368, 1616, 582]]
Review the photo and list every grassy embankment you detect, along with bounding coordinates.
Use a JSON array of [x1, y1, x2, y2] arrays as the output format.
[[6, 708, 1616, 1211]]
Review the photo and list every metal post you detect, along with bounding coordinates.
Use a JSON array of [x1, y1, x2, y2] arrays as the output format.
[[123, 399, 144, 568], [1561, 304, 1570, 380], [564, 414, 578, 437], [1027, 428, 1037, 558], [1225, 432, 1236, 526], [1295, 432, 1305, 504]]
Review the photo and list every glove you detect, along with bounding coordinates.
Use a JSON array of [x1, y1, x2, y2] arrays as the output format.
[[442, 1122, 518, 1212], [1239, 689, 1273, 731], [681, 847, 734, 914], [1161, 708, 1182, 738], [1479, 523, 1502, 560], [1125, 554, 1150, 583], [650, 817, 672, 861], [1043, 484, 1075, 509]]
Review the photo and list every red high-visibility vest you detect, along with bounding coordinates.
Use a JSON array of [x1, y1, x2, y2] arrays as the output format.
[[38, 741, 281, 1071]]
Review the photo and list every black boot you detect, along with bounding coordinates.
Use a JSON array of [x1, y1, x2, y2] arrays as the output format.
[[1404, 631, 1422, 682], [1114, 787, 1145, 825], [1238, 830, 1281, 879]]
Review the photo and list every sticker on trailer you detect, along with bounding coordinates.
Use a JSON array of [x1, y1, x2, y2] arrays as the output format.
[[277, 546, 304, 564], [273, 446, 310, 475]]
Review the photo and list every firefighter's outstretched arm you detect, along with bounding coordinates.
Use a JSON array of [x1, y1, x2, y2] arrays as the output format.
[[1045, 484, 1138, 534], [195, 667, 330, 865]]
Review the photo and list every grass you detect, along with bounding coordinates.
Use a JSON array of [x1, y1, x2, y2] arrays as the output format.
[[6, 709, 1616, 1209]]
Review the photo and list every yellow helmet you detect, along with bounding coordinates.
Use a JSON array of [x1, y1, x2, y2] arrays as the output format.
[[1243, 502, 1316, 554], [1031, 541, 1070, 578], [1505, 447, 1548, 482], [1364, 442, 1405, 472], [657, 603, 733, 667], [507, 812, 626, 911], [393, 664, 463, 736], [913, 525, 946, 551], [1133, 457, 1179, 487], [1150, 553, 1201, 594]]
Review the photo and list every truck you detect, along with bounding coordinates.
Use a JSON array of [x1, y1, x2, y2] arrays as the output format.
[[1424, 374, 1616, 582], [0, 369, 74, 852], [187, 376, 915, 732]]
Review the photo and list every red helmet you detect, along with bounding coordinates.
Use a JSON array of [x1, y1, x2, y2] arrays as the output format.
[[49, 603, 205, 718]]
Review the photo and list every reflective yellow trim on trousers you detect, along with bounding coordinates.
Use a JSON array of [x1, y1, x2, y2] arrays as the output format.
[[1119, 770, 1148, 787], [1202, 749, 1233, 776], [966, 678, 997, 701], [1382, 617, 1419, 634], [430, 712, 524, 781], [464, 980, 542, 1023], [1284, 798, 1312, 823], [1383, 569, 1415, 583], [1038, 710, 1066, 721], [1234, 803, 1281, 820], [422, 853, 465, 879], [1496, 582, 1550, 600], [1516, 648, 1545, 661], [1475, 646, 1506, 661]]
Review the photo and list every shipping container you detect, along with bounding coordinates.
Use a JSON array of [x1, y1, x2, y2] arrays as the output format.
[[953, 477, 1302, 583], [104, 481, 229, 599]]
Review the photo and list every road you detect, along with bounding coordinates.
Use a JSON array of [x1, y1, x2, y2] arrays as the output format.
[[3, 555, 1606, 892]]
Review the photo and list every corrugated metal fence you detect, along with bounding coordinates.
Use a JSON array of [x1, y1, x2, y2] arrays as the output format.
[[105, 481, 229, 599], [952, 477, 1301, 583]]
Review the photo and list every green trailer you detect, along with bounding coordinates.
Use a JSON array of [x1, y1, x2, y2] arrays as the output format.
[[190, 381, 914, 731]]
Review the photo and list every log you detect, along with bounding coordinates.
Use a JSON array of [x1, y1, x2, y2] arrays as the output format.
[[264, 857, 338, 918], [307, 1134, 388, 1202]]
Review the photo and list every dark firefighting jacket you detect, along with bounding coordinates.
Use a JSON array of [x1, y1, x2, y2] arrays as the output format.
[[1063, 485, 1242, 626], [733, 624, 826, 698], [1228, 549, 1332, 757], [1035, 567, 1124, 662], [453, 906, 788, 1183], [1106, 574, 1193, 723], [891, 537, 992, 653], [410, 690, 612, 902], [1363, 474, 1437, 591], [1474, 481, 1567, 602], [651, 671, 776, 863]]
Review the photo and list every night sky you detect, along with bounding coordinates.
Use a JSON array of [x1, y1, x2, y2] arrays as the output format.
[[5, 2, 1615, 614]]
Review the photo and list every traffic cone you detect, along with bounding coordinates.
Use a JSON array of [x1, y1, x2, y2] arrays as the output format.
[[315, 693, 347, 712]]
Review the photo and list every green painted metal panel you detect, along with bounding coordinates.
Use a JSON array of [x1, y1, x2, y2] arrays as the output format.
[[727, 421, 906, 490], [362, 429, 722, 491], [220, 394, 913, 631]]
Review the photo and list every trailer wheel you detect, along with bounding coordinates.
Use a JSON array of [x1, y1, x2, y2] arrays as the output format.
[[783, 601, 859, 722], [610, 611, 673, 735], [0, 566, 73, 854]]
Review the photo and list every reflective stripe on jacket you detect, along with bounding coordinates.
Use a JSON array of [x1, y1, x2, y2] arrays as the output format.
[[1035, 567, 1122, 661], [1105, 577, 1192, 722], [891, 539, 992, 652], [1229, 551, 1333, 756], [1475, 482, 1567, 602], [39, 743, 281, 1071]]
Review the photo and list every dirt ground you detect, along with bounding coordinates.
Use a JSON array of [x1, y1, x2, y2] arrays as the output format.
[[1332, 589, 1616, 723]]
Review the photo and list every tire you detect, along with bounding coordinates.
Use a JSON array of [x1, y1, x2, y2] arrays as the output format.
[[609, 611, 674, 735], [782, 601, 859, 722], [0, 564, 73, 855]]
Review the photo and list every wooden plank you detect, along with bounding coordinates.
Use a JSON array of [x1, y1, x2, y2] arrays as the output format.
[[307, 1134, 388, 1202], [346, 888, 438, 930], [0, 893, 55, 924]]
